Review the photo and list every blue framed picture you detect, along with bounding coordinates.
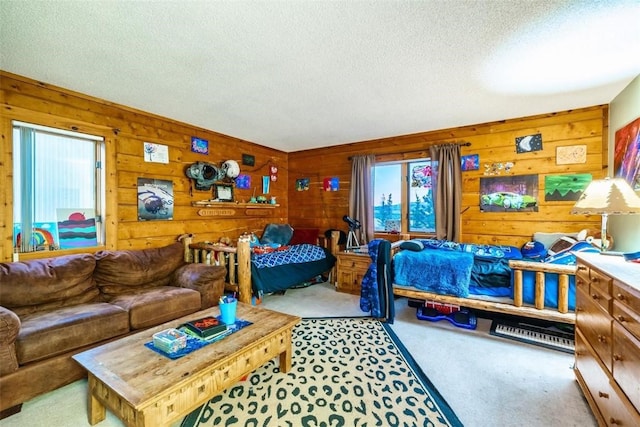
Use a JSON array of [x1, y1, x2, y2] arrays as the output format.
[[461, 154, 479, 171], [236, 174, 251, 189], [191, 137, 209, 155]]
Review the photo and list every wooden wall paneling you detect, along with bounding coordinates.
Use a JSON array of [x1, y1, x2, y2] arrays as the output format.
[[0, 71, 289, 261], [0, 116, 12, 262], [288, 105, 607, 248]]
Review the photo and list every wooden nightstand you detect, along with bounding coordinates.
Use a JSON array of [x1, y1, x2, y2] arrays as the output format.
[[335, 251, 370, 295]]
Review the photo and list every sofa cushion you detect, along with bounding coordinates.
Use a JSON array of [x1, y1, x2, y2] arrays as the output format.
[[172, 263, 226, 309], [94, 243, 186, 296], [0, 254, 99, 313], [108, 286, 201, 330], [16, 302, 129, 365]]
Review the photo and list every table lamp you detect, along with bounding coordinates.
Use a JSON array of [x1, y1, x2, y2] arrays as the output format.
[[571, 177, 640, 251]]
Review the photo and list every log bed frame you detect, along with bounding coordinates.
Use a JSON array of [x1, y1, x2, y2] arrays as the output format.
[[391, 245, 578, 324], [179, 231, 342, 305], [180, 232, 577, 324]]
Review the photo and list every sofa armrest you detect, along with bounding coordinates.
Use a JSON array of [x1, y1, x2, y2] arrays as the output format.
[[172, 264, 227, 309], [0, 306, 21, 375]]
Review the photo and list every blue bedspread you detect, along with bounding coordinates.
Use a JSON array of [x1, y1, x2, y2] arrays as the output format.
[[394, 248, 474, 297], [252, 244, 327, 269]]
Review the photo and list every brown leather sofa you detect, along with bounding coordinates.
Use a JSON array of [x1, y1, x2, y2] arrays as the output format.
[[0, 242, 226, 418]]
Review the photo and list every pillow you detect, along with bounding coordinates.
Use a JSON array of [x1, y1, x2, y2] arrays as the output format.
[[261, 224, 293, 246], [289, 228, 319, 245], [521, 241, 546, 259], [545, 241, 598, 264], [533, 232, 579, 250], [399, 240, 424, 252], [547, 236, 578, 257]]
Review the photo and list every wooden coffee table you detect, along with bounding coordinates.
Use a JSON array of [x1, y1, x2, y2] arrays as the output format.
[[73, 303, 300, 427]]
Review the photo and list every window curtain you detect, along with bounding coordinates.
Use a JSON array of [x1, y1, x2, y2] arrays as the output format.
[[349, 154, 375, 244], [429, 144, 462, 241]]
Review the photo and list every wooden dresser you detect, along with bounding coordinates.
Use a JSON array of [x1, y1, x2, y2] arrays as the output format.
[[335, 251, 370, 295], [574, 252, 640, 426]]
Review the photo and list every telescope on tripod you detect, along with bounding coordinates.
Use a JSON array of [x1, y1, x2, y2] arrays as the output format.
[[343, 215, 361, 250]]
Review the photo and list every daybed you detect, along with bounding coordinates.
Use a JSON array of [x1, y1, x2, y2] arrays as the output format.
[[183, 226, 340, 304], [362, 235, 599, 324], [0, 242, 226, 418]]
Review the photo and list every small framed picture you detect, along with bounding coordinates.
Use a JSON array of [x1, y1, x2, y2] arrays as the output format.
[[215, 184, 234, 202], [242, 153, 255, 166]]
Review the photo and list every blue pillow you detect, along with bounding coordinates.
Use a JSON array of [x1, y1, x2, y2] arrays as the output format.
[[399, 240, 424, 252], [261, 223, 294, 246], [521, 241, 546, 259]]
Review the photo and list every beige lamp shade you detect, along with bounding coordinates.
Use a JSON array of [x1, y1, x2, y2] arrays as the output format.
[[571, 178, 640, 215]]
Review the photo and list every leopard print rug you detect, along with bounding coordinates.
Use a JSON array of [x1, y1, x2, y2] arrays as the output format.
[[181, 317, 462, 427]]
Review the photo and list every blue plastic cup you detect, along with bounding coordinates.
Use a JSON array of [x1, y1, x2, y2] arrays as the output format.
[[219, 299, 237, 325]]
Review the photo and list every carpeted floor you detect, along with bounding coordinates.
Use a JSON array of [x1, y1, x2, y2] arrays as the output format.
[[181, 317, 462, 427], [0, 281, 597, 427]]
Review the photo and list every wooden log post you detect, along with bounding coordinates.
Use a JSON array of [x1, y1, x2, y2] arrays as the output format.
[[557, 273, 569, 314], [513, 269, 523, 307], [178, 233, 194, 262], [330, 230, 341, 285], [535, 271, 546, 310], [236, 235, 252, 304]]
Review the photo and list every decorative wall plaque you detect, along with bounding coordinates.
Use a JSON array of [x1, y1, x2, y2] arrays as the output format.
[[556, 145, 587, 165]]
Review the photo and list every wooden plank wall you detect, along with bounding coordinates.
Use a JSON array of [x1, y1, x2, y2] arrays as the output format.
[[0, 71, 288, 262], [288, 106, 607, 248]]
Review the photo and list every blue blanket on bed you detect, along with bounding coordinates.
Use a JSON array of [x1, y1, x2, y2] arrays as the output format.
[[394, 248, 474, 297], [251, 244, 326, 269]]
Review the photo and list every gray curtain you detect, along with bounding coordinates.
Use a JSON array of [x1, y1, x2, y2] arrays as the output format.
[[349, 154, 375, 244], [430, 144, 462, 241]]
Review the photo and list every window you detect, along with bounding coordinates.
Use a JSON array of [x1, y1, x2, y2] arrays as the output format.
[[373, 159, 436, 234], [12, 121, 105, 253]]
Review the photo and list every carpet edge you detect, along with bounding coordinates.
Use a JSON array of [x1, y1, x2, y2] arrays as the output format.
[[382, 322, 464, 427]]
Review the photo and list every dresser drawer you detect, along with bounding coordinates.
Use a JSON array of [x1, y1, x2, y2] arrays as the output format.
[[590, 268, 613, 295], [576, 329, 640, 427], [613, 282, 640, 340], [613, 299, 640, 342], [613, 321, 640, 413], [590, 282, 612, 314], [575, 328, 609, 425], [577, 286, 612, 370], [576, 264, 590, 292]]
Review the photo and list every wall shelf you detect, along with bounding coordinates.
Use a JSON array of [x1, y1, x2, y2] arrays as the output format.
[[192, 201, 279, 217]]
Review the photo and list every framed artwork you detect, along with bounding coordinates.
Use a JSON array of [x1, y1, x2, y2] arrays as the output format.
[[235, 174, 251, 189], [461, 154, 479, 171], [296, 178, 310, 191], [556, 145, 587, 165], [544, 174, 592, 201], [143, 142, 169, 163], [190, 137, 209, 155], [614, 116, 640, 190], [480, 174, 538, 212], [515, 133, 543, 153], [323, 177, 339, 191], [137, 178, 174, 221], [57, 209, 98, 249], [242, 153, 255, 166], [215, 184, 234, 202], [13, 222, 57, 251]]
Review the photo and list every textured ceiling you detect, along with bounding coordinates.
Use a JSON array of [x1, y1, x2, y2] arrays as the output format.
[[1, 1, 639, 153]]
